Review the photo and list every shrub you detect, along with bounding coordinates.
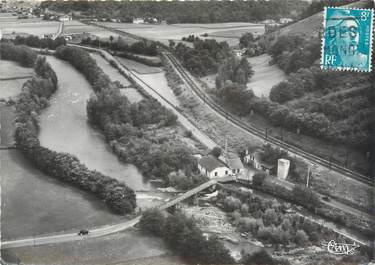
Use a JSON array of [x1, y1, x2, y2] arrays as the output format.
[[139, 208, 166, 236]]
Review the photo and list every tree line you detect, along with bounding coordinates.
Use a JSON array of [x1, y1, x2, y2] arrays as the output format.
[[7, 45, 136, 215], [12, 35, 67, 50], [81, 37, 158, 56], [55, 46, 202, 189], [268, 35, 320, 75], [173, 38, 231, 76], [42, 0, 308, 24], [266, 33, 371, 149], [0, 42, 37, 67]]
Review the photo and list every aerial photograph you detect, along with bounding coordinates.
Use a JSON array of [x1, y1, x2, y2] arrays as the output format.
[[0, 0, 374, 264]]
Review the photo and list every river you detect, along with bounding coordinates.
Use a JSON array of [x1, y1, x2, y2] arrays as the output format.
[[39, 56, 151, 191], [1, 55, 171, 241]]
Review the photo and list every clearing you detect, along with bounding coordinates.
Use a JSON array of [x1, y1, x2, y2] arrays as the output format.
[[200, 54, 285, 99], [246, 54, 286, 98], [116, 56, 163, 74], [0, 60, 34, 99]]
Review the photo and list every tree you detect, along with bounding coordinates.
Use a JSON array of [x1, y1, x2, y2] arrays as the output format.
[[239, 32, 255, 48], [252, 172, 266, 186], [211, 147, 222, 158], [292, 184, 321, 209], [295, 229, 309, 245], [139, 208, 165, 236], [169, 39, 176, 48]]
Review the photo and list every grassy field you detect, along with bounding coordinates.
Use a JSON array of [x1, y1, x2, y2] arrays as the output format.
[[63, 20, 137, 43], [0, 79, 27, 99], [246, 54, 286, 98], [1, 230, 182, 265], [116, 56, 163, 74], [0, 60, 34, 78], [1, 16, 60, 37], [120, 88, 144, 103], [200, 54, 285, 99], [64, 21, 119, 39], [97, 22, 265, 47], [90, 53, 132, 86], [0, 60, 34, 99]]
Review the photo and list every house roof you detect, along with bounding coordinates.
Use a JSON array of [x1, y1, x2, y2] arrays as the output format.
[[198, 155, 227, 172], [225, 152, 244, 170]]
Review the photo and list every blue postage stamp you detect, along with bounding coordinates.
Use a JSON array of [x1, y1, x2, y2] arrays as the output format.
[[321, 7, 373, 72]]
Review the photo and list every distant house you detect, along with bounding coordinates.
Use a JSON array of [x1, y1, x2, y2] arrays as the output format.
[[261, 19, 276, 24], [244, 148, 275, 175], [133, 17, 144, 24], [198, 155, 230, 179], [58, 15, 72, 22], [233, 48, 247, 58], [198, 151, 244, 179], [279, 18, 293, 24]]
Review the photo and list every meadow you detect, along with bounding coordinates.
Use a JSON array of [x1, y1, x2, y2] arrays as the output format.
[[116, 56, 163, 74], [0, 60, 34, 99], [1, 15, 60, 37], [97, 22, 265, 47]]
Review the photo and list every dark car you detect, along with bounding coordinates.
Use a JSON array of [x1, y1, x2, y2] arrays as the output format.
[[78, 229, 89, 236], [322, 196, 331, 202]]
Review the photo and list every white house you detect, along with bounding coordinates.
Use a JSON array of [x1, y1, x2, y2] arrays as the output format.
[[133, 18, 144, 24], [198, 151, 244, 179], [58, 15, 72, 22], [198, 155, 230, 179], [279, 18, 293, 24]]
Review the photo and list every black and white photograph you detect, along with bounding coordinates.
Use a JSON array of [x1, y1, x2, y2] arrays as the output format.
[[0, 0, 374, 264]]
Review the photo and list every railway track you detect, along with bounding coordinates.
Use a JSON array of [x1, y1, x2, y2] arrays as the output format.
[[164, 52, 373, 186], [70, 22, 373, 185]]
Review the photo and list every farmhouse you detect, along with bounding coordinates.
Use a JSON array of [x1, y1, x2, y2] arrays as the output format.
[[244, 148, 275, 175], [58, 15, 72, 22], [219, 152, 244, 175], [198, 151, 244, 179], [133, 18, 144, 24], [198, 155, 230, 179], [279, 18, 293, 24]]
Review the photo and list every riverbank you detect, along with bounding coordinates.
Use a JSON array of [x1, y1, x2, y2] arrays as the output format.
[[2, 229, 184, 265]]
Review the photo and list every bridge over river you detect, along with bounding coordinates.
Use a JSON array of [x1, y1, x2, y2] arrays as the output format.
[[1, 176, 236, 250]]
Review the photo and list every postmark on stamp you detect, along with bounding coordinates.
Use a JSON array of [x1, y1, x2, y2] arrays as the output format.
[[321, 7, 374, 72]]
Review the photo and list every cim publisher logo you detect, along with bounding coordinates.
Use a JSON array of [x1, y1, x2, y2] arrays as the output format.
[[322, 240, 360, 255]]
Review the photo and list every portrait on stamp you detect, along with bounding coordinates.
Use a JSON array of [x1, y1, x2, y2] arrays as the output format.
[[321, 7, 373, 72]]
